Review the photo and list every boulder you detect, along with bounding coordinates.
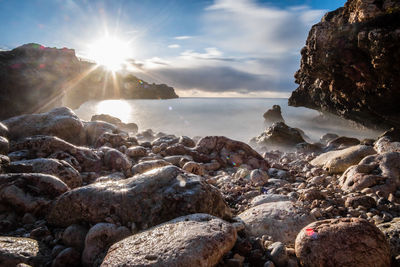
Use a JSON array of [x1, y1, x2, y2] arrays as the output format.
[[326, 136, 360, 150], [10, 135, 102, 172], [62, 224, 88, 250], [131, 159, 171, 175], [101, 214, 237, 267], [8, 158, 81, 188], [310, 145, 376, 174], [251, 122, 306, 149], [0, 236, 50, 266], [2, 107, 84, 145], [0, 173, 69, 215], [374, 136, 400, 154], [295, 218, 390, 267], [126, 146, 147, 158], [82, 223, 130, 267], [263, 105, 284, 124], [47, 166, 231, 228], [340, 152, 400, 196], [288, 0, 400, 129], [238, 201, 315, 244]]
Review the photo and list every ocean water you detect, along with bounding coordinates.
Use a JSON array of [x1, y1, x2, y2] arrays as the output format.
[[75, 98, 380, 143]]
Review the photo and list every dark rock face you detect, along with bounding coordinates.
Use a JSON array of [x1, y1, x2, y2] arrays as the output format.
[[289, 0, 400, 129], [263, 105, 284, 124], [0, 43, 178, 120]]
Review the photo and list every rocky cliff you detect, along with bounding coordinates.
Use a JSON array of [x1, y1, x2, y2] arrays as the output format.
[[289, 0, 400, 129], [0, 43, 178, 120]]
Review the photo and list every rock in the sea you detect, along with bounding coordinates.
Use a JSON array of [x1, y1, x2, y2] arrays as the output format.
[[195, 136, 269, 170], [378, 217, 400, 257], [0, 173, 68, 215], [251, 122, 306, 149], [47, 166, 231, 228], [101, 214, 237, 267], [295, 218, 390, 267], [2, 107, 84, 144], [263, 105, 284, 124], [0, 236, 50, 266], [340, 152, 400, 196], [288, 0, 400, 129], [238, 201, 315, 244], [8, 158, 82, 188], [82, 223, 130, 267], [10, 135, 102, 172], [311, 145, 376, 174]]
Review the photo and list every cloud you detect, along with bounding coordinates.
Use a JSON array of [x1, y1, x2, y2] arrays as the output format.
[[174, 36, 193, 40], [168, 44, 180, 49]]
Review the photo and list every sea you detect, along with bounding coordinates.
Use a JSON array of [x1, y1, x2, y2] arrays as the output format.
[[74, 98, 380, 143]]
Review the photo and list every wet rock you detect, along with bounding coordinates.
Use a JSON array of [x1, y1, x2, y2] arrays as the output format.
[[126, 146, 147, 158], [103, 148, 132, 173], [0, 123, 8, 138], [62, 224, 88, 250], [249, 169, 269, 186], [47, 166, 231, 227], [8, 158, 82, 188], [0, 236, 50, 266], [182, 161, 205, 176], [131, 159, 171, 175], [2, 107, 84, 144], [295, 218, 390, 267], [101, 214, 237, 267], [0, 173, 68, 215], [0, 137, 9, 155], [51, 247, 80, 267], [10, 135, 102, 172], [251, 122, 306, 149], [340, 152, 400, 197], [238, 201, 315, 244], [378, 217, 400, 257], [263, 105, 285, 124], [311, 145, 376, 174], [195, 136, 269, 170], [82, 223, 130, 267]]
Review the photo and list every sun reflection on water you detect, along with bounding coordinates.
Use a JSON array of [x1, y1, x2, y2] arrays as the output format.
[[96, 100, 132, 123]]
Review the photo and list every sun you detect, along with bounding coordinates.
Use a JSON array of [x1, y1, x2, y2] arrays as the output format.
[[87, 35, 131, 71]]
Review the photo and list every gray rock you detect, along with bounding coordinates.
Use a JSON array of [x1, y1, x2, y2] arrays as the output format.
[[101, 214, 237, 267], [51, 247, 80, 267], [47, 166, 232, 227], [268, 242, 288, 267], [62, 224, 88, 250]]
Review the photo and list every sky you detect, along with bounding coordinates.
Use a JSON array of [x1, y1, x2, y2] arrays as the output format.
[[0, 0, 347, 97]]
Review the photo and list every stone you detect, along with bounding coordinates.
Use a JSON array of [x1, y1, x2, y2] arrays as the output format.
[[288, 0, 400, 129], [10, 135, 102, 172], [0, 123, 8, 138], [51, 247, 80, 267], [0, 137, 8, 155], [62, 224, 88, 250], [95, 132, 128, 148], [91, 114, 122, 125], [340, 152, 400, 197], [295, 218, 391, 267], [101, 214, 237, 267], [8, 158, 82, 188], [126, 146, 147, 158], [310, 145, 376, 174], [0, 236, 50, 266], [374, 136, 400, 154], [103, 148, 132, 173], [249, 169, 269, 186], [320, 133, 339, 145], [47, 166, 231, 228], [268, 242, 288, 267], [131, 159, 171, 175], [250, 194, 292, 207], [83, 121, 119, 146], [378, 217, 400, 257], [238, 201, 315, 244], [0, 173, 68, 215], [263, 105, 284, 124], [179, 136, 196, 148], [251, 122, 306, 149], [345, 195, 376, 209], [182, 161, 205, 176], [326, 136, 360, 150], [2, 107, 84, 144], [82, 223, 131, 267]]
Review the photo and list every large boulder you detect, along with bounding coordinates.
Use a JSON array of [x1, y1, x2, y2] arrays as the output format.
[[310, 145, 376, 174], [237, 201, 315, 244], [101, 214, 237, 267], [251, 122, 306, 149], [0, 236, 50, 266], [339, 152, 400, 196], [8, 158, 82, 188], [288, 0, 400, 129], [47, 166, 231, 228], [0, 173, 69, 215], [2, 107, 84, 144], [295, 218, 390, 267]]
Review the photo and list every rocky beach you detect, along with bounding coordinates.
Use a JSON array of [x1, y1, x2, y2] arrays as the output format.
[[0, 0, 400, 266]]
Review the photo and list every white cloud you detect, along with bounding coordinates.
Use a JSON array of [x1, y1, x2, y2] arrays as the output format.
[[180, 47, 223, 59], [174, 36, 193, 40], [168, 44, 181, 49]]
